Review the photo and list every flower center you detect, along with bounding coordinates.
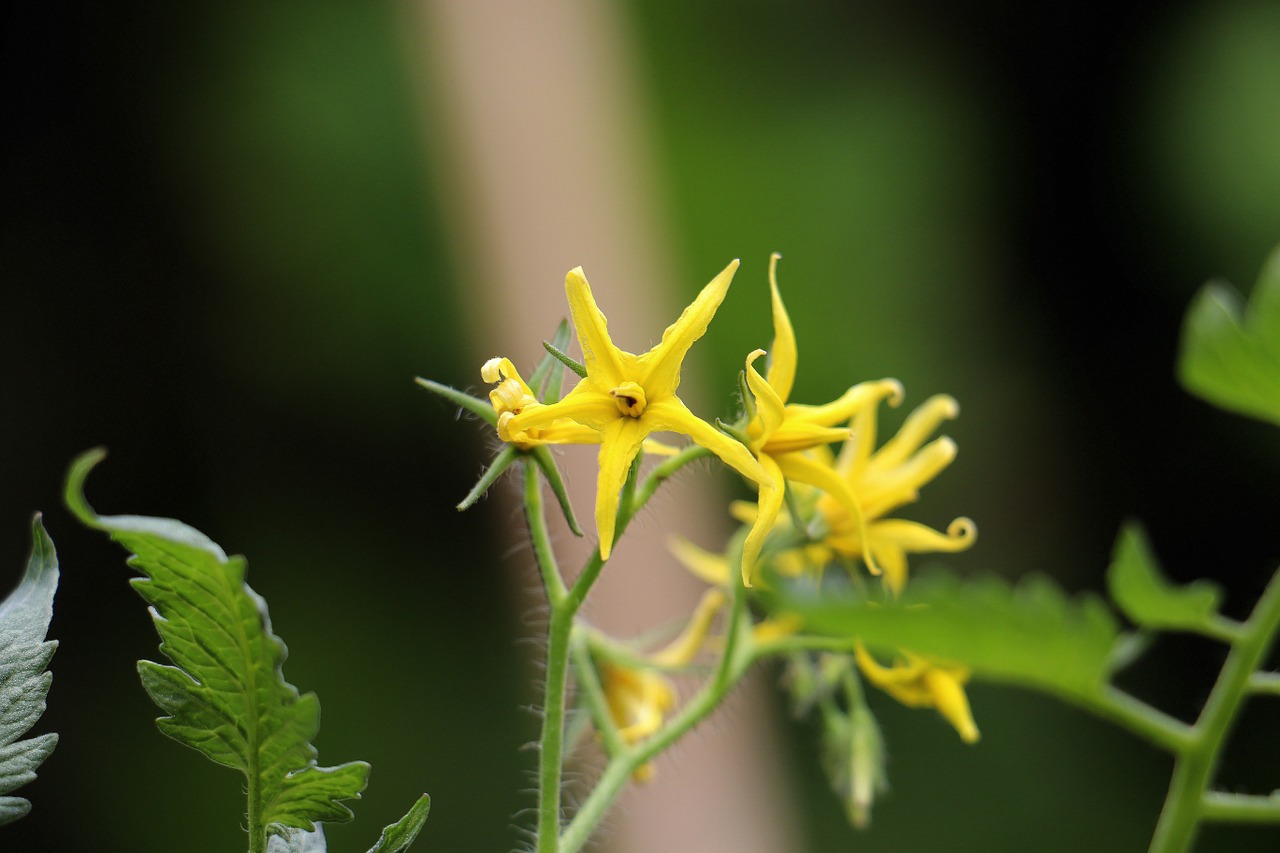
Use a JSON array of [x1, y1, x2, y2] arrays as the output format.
[[610, 382, 648, 418]]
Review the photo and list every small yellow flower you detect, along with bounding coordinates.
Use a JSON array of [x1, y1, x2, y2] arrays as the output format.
[[481, 357, 599, 450], [854, 643, 980, 743], [503, 263, 768, 560], [738, 254, 904, 585]]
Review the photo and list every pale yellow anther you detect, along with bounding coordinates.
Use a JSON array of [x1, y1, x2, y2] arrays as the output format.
[[610, 381, 648, 417]]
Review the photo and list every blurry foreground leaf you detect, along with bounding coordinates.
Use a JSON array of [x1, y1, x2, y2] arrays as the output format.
[[786, 570, 1121, 701], [66, 449, 369, 844], [1107, 523, 1224, 636], [1178, 246, 1280, 426], [0, 516, 59, 826]]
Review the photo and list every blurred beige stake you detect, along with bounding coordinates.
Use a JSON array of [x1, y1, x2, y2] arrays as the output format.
[[401, 2, 799, 851]]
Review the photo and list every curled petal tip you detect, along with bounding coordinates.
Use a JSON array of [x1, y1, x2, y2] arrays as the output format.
[[947, 517, 977, 543], [480, 357, 504, 383]]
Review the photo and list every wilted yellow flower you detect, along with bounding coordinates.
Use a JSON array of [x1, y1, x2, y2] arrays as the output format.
[[481, 357, 599, 450], [854, 643, 979, 743], [503, 263, 767, 560], [598, 588, 726, 780]]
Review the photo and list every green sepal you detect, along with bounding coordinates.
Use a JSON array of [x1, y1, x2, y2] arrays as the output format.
[[458, 445, 519, 511], [415, 378, 497, 427], [0, 515, 60, 826], [366, 793, 431, 853], [1106, 523, 1225, 637], [531, 320, 574, 402], [532, 447, 583, 536], [714, 418, 752, 447], [542, 340, 588, 379], [1177, 245, 1280, 427], [738, 369, 756, 423], [783, 569, 1121, 701], [65, 449, 369, 836]]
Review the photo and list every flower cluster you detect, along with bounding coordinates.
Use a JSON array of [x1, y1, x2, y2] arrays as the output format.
[[421, 254, 978, 812]]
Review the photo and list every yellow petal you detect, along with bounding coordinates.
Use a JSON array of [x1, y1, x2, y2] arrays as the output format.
[[922, 667, 980, 743], [639, 260, 739, 398], [763, 418, 852, 455], [862, 436, 957, 518], [504, 381, 617, 435], [835, 380, 904, 479], [871, 394, 959, 470], [869, 517, 976, 554], [652, 588, 727, 667], [669, 535, 732, 586], [867, 541, 909, 596], [744, 349, 786, 448], [854, 643, 926, 690], [641, 438, 682, 457], [778, 452, 882, 576], [795, 379, 903, 431], [765, 253, 798, 403], [565, 267, 626, 387], [644, 396, 768, 486], [594, 416, 652, 560], [740, 454, 786, 587]]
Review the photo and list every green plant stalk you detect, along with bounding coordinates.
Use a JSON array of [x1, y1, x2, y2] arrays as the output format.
[[1149, 568, 1280, 853], [558, 582, 755, 853], [529, 445, 711, 853]]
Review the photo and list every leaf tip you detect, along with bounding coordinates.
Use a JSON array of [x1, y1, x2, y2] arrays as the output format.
[[64, 447, 109, 528]]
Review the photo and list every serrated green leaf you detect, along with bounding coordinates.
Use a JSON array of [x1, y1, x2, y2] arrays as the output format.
[[1178, 246, 1280, 426], [1106, 523, 1223, 635], [785, 569, 1121, 701], [65, 449, 369, 838], [367, 794, 431, 853], [0, 515, 60, 826]]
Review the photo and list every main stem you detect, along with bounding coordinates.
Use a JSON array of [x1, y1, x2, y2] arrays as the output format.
[[530, 447, 710, 852], [1149, 569, 1280, 853]]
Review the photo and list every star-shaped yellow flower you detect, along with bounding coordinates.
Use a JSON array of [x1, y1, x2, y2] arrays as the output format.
[[738, 254, 903, 585], [503, 262, 768, 560]]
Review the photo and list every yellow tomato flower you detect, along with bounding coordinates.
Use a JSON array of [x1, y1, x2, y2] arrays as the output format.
[[854, 643, 979, 743], [482, 357, 599, 450], [503, 262, 768, 560], [816, 391, 977, 595], [738, 253, 904, 585]]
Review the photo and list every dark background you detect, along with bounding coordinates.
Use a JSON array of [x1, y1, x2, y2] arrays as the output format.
[[3, 1, 1279, 851]]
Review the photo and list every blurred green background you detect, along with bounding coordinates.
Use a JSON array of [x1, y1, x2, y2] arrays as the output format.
[[3, 1, 1279, 851]]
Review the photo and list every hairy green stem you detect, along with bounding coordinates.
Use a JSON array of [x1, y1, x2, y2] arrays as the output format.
[[530, 446, 711, 852], [525, 463, 567, 607], [1150, 568, 1280, 853], [559, 585, 754, 853]]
